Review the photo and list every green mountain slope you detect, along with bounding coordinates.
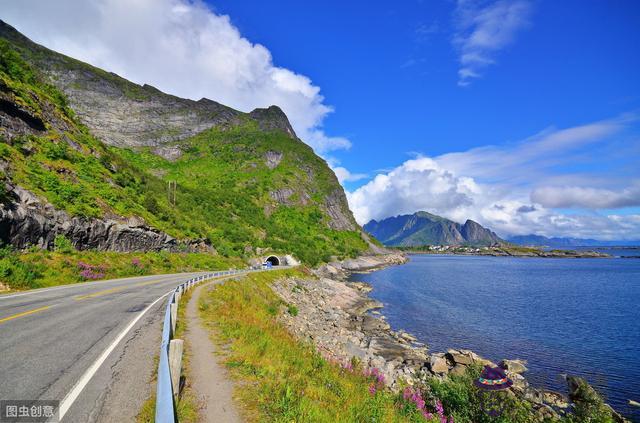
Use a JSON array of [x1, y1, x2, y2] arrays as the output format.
[[364, 211, 504, 247], [0, 21, 368, 265]]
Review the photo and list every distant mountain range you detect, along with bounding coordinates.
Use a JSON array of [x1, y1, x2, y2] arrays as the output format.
[[507, 235, 640, 247], [364, 211, 504, 247]]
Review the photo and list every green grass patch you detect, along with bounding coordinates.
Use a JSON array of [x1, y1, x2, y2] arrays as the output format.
[[199, 269, 452, 422], [0, 246, 242, 290]]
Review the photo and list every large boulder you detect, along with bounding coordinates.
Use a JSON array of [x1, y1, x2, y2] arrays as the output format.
[[447, 349, 474, 366], [499, 359, 528, 374], [429, 353, 449, 374]]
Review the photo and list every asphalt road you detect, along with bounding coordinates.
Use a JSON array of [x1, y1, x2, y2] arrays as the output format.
[[0, 272, 215, 422]]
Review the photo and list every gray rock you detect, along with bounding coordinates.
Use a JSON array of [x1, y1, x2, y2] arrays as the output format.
[[264, 151, 283, 169], [430, 354, 449, 374], [447, 349, 474, 365], [500, 359, 528, 374], [542, 391, 569, 409], [368, 337, 409, 361], [361, 315, 391, 332], [450, 365, 467, 376], [269, 188, 295, 205], [0, 185, 207, 252], [322, 189, 357, 231]]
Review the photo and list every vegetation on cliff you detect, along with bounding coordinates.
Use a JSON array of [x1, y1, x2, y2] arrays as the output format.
[[0, 32, 368, 271]]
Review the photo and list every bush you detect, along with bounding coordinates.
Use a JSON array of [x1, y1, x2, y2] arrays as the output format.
[[429, 365, 532, 423], [0, 248, 43, 290], [53, 235, 74, 253], [286, 304, 298, 316]]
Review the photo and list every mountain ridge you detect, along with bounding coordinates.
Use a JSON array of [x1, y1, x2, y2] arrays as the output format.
[[0, 20, 296, 157], [364, 211, 504, 247]]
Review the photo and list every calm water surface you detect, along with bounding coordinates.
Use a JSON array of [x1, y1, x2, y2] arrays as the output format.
[[349, 254, 640, 421]]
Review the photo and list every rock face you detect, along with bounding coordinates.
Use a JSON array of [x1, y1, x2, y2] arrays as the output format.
[[0, 22, 277, 150], [322, 189, 358, 231], [0, 21, 297, 152], [249, 106, 297, 138], [0, 185, 208, 252], [264, 150, 283, 169], [364, 211, 504, 247]]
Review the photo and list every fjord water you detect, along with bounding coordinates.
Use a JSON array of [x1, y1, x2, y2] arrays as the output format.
[[349, 254, 640, 421]]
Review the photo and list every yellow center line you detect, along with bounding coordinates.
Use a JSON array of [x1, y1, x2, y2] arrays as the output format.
[[73, 278, 166, 301], [0, 305, 51, 324]]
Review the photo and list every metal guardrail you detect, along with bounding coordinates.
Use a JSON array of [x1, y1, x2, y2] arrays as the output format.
[[154, 269, 253, 423]]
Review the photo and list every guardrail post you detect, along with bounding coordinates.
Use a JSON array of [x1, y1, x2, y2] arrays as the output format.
[[170, 301, 178, 335], [169, 339, 184, 398]]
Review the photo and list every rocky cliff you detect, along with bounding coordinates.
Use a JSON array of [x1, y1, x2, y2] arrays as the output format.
[[0, 185, 193, 252], [0, 20, 365, 263], [0, 20, 295, 152], [364, 211, 504, 247]]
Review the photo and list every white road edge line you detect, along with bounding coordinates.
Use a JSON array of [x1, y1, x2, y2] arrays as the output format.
[[56, 290, 173, 421]]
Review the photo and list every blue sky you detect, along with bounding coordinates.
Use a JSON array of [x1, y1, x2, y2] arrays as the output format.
[[2, 0, 640, 239], [209, 0, 640, 187]]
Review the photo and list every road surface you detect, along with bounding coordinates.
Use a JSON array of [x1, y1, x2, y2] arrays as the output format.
[[0, 272, 215, 422]]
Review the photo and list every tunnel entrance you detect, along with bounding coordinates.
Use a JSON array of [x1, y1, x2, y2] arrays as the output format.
[[265, 256, 280, 266]]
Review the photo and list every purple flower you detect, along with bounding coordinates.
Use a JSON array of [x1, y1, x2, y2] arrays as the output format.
[[436, 401, 445, 417], [369, 384, 376, 395]]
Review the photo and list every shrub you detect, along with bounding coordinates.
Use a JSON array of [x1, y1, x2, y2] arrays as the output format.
[[53, 235, 74, 253], [0, 248, 43, 290], [286, 304, 298, 316], [428, 365, 531, 423]]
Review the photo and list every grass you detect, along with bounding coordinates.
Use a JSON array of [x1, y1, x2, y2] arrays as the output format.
[[173, 287, 200, 423], [198, 268, 455, 422], [0, 245, 243, 290]]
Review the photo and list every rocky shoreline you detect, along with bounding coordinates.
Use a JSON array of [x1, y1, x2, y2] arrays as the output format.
[[272, 253, 627, 422]]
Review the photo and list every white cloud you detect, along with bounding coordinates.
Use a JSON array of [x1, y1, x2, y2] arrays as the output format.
[[453, 0, 532, 86], [531, 184, 640, 209], [348, 115, 640, 240], [0, 0, 349, 153], [332, 166, 367, 184]]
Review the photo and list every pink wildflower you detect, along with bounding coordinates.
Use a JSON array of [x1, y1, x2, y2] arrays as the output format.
[[369, 384, 376, 395], [436, 401, 444, 417]]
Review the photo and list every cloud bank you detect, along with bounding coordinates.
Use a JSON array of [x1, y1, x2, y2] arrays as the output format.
[[453, 0, 532, 86], [348, 115, 640, 240], [0, 0, 349, 154]]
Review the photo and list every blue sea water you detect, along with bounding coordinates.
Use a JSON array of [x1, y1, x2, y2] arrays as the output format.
[[349, 254, 640, 421]]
